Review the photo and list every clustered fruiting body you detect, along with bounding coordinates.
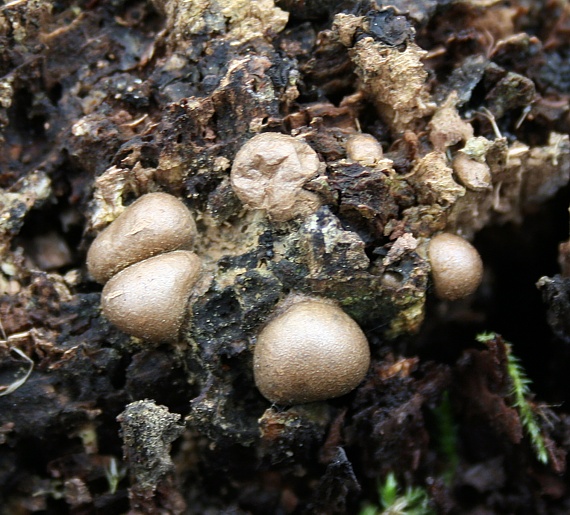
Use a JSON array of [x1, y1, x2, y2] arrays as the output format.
[[427, 233, 483, 301], [254, 297, 371, 404], [229, 134, 373, 404], [87, 192, 202, 342], [86, 135, 483, 405]]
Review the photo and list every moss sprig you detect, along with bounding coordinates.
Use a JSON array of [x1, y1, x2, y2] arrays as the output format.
[[360, 473, 434, 515], [476, 332, 548, 465]]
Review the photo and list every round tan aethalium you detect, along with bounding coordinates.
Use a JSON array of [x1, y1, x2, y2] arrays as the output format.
[[254, 298, 370, 404], [87, 192, 197, 284], [427, 233, 483, 301], [452, 152, 491, 191], [101, 250, 202, 342], [346, 133, 384, 166], [230, 133, 322, 222]]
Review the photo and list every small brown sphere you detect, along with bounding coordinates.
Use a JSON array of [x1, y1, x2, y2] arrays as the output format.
[[230, 133, 321, 222], [452, 152, 491, 191], [101, 250, 202, 341], [346, 133, 383, 166], [87, 192, 197, 284], [428, 233, 483, 301], [254, 299, 370, 404]]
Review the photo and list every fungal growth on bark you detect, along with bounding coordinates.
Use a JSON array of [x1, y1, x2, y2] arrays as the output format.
[[253, 297, 370, 404], [87, 192, 198, 284], [453, 152, 492, 191], [101, 250, 202, 342], [87, 192, 202, 342], [5, 1, 570, 512], [230, 133, 323, 222], [427, 233, 484, 300], [345, 133, 384, 166]]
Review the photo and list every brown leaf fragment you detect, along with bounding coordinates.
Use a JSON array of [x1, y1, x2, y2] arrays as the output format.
[[346, 358, 449, 477], [455, 336, 523, 445]]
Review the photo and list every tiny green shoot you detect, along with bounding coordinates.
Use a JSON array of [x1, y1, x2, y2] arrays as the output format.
[[360, 473, 434, 515], [105, 457, 126, 494]]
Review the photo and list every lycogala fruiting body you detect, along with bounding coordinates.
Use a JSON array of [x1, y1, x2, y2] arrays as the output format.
[[87, 192, 197, 284], [230, 133, 322, 222], [254, 298, 370, 404], [427, 233, 483, 300], [346, 133, 384, 166], [101, 250, 202, 342]]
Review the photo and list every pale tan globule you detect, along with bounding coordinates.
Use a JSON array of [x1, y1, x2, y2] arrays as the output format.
[[230, 133, 321, 222], [427, 233, 483, 301], [452, 152, 491, 191], [87, 192, 197, 284], [346, 133, 383, 166], [254, 299, 370, 404], [101, 250, 202, 342]]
